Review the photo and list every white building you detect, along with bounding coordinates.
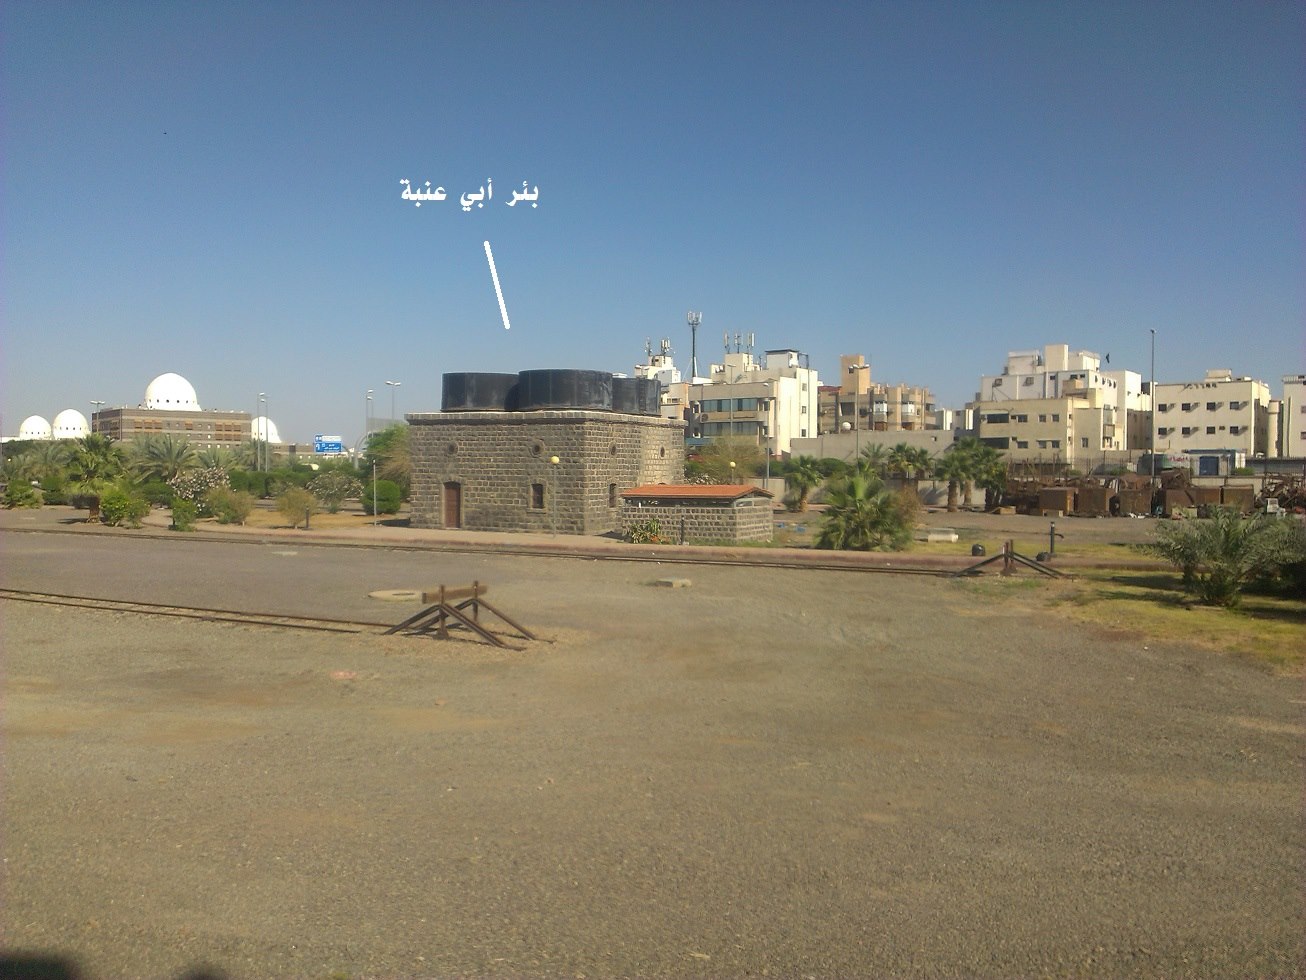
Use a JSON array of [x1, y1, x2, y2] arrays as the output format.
[[977, 343, 1151, 453], [682, 348, 821, 457], [970, 343, 1152, 467], [1280, 375, 1306, 458], [1153, 369, 1272, 458]]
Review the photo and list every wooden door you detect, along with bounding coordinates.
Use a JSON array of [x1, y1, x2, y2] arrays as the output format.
[[442, 481, 462, 528]]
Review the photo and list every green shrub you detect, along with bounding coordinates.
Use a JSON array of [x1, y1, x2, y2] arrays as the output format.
[[627, 517, 663, 544], [277, 487, 320, 528], [38, 473, 67, 505], [170, 499, 198, 531], [138, 479, 173, 507], [362, 479, 402, 515], [99, 487, 150, 527], [307, 471, 364, 513], [207, 487, 256, 525], [3, 482, 43, 509], [1144, 508, 1306, 606]]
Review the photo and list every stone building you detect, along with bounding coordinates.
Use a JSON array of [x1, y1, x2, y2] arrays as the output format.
[[620, 484, 774, 544], [409, 371, 684, 535]]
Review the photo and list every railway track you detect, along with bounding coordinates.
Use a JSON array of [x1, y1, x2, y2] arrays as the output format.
[[0, 589, 393, 635]]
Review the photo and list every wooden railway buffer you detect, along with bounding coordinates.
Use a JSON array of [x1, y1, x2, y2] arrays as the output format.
[[384, 582, 537, 649]]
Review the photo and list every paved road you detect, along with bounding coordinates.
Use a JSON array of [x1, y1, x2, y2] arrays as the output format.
[[2, 530, 1302, 978]]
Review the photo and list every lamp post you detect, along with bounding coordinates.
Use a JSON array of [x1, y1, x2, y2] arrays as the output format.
[[1149, 329, 1156, 497], [90, 400, 104, 435], [549, 455, 560, 537], [385, 380, 401, 424], [257, 392, 267, 472], [729, 460, 737, 484], [372, 460, 378, 527], [365, 389, 373, 439]]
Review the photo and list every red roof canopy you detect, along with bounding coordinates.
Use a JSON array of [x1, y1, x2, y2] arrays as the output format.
[[621, 484, 774, 500]]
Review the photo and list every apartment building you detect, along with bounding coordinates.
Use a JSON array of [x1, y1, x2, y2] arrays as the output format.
[[1280, 375, 1306, 458], [1153, 370, 1271, 458], [817, 354, 939, 434], [684, 348, 821, 456]]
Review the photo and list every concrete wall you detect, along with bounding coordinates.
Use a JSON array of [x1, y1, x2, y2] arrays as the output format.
[[409, 410, 685, 535], [620, 495, 773, 543]]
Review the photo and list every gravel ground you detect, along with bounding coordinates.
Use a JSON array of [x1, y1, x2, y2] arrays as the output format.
[[2, 531, 1302, 979]]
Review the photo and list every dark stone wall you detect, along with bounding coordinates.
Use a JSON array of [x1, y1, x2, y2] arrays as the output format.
[[409, 410, 685, 535]]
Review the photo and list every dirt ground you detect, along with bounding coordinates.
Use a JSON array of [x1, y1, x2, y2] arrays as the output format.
[[2, 529, 1302, 979]]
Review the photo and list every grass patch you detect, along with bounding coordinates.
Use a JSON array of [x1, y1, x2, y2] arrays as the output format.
[[1048, 568, 1306, 674]]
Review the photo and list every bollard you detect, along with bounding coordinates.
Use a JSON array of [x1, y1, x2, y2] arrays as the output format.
[[971, 543, 986, 556]]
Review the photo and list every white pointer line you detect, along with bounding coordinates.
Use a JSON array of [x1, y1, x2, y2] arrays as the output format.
[[483, 240, 511, 330]]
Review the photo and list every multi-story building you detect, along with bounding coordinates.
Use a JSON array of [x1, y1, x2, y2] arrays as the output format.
[[968, 343, 1154, 469], [1152, 369, 1272, 459], [817, 354, 939, 434], [684, 348, 820, 456], [1280, 375, 1306, 458], [91, 373, 252, 450]]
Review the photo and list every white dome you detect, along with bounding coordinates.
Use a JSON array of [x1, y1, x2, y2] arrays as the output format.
[[144, 373, 200, 411], [251, 416, 281, 444], [52, 409, 90, 439], [18, 415, 52, 440]]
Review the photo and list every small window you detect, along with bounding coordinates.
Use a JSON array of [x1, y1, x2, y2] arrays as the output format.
[[1206, 426, 1215, 435], [1038, 414, 1047, 423], [1051, 414, 1060, 422], [531, 483, 544, 509], [1022, 377, 1034, 386], [1080, 437, 1088, 448], [1051, 440, 1061, 449], [1016, 440, 1028, 449], [1206, 402, 1218, 411]]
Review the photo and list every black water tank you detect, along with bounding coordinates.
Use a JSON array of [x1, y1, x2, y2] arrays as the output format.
[[611, 378, 640, 414], [441, 373, 519, 412], [632, 377, 661, 415], [516, 370, 613, 411]]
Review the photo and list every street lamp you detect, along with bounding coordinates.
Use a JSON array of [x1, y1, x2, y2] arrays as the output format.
[[366, 389, 373, 439], [1149, 329, 1157, 497], [90, 400, 104, 435], [549, 455, 560, 537], [385, 380, 401, 423], [729, 460, 737, 484], [256, 392, 267, 472]]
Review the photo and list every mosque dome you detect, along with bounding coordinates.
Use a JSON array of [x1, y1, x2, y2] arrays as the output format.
[[18, 415, 52, 440], [144, 373, 200, 411], [52, 409, 90, 439], [251, 416, 281, 444]]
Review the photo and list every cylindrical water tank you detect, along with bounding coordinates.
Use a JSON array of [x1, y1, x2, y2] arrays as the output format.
[[441, 373, 520, 412], [612, 377, 663, 416], [516, 370, 613, 411]]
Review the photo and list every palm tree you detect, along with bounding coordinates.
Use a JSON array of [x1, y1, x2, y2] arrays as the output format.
[[816, 472, 912, 551], [858, 444, 890, 479], [365, 423, 412, 494], [130, 434, 198, 483], [784, 455, 824, 511], [197, 445, 236, 471], [933, 449, 970, 512], [68, 434, 124, 520]]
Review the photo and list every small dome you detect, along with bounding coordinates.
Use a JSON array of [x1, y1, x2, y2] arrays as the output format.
[[52, 409, 90, 439], [144, 373, 200, 411], [18, 415, 52, 440], [251, 416, 281, 444]]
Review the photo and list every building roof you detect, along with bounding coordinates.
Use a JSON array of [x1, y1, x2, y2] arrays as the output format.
[[622, 483, 774, 500]]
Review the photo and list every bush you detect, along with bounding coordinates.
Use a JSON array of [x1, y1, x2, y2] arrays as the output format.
[[816, 473, 913, 552], [627, 517, 663, 544], [138, 479, 173, 508], [99, 487, 150, 528], [1144, 509, 1306, 607], [169, 466, 230, 514], [38, 473, 67, 505], [3, 482, 43, 509], [207, 487, 256, 525], [276, 487, 320, 528], [170, 499, 198, 531], [362, 479, 402, 515], [307, 471, 364, 513]]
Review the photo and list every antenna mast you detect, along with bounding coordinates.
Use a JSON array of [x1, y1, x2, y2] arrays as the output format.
[[687, 312, 702, 380]]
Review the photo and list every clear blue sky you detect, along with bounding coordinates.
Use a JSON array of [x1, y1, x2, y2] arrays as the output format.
[[4, 1, 1302, 445]]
